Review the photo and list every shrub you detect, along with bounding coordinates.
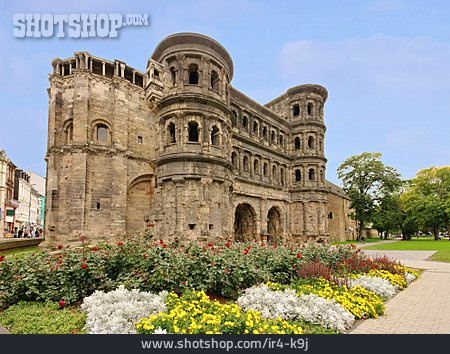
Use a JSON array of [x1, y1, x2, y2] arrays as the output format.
[[0, 301, 86, 334], [81, 285, 167, 334]]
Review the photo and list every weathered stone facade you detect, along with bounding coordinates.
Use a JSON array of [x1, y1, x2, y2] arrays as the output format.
[[43, 33, 354, 245]]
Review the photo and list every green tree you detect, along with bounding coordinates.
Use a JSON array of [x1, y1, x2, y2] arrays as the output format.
[[372, 192, 402, 239], [337, 152, 401, 240], [405, 166, 450, 240]]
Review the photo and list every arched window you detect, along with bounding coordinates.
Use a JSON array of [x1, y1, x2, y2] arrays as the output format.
[[319, 138, 323, 151], [271, 131, 276, 144], [263, 162, 268, 176], [308, 136, 315, 149], [188, 121, 199, 142], [253, 121, 258, 135], [211, 125, 220, 146], [307, 102, 314, 115], [295, 169, 302, 182], [262, 126, 268, 139], [167, 122, 176, 144], [279, 135, 284, 146], [328, 212, 334, 219], [96, 124, 108, 142], [292, 104, 300, 117], [188, 64, 199, 85], [231, 152, 238, 168], [280, 168, 285, 186], [170, 67, 176, 86], [243, 155, 249, 172], [294, 137, 301, 150], [211, 70, 219, 92], [231, 111, 237, 127], [254, 159, 260, 175], [65, 122, 73, 144], [242, 116, 248, 130], [272, 165, 277, 182], [309, 168, 316, 181]]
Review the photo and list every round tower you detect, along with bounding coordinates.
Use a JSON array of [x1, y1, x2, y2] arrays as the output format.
[[147, 33, 235, 241], [287, 84, 328, 241]]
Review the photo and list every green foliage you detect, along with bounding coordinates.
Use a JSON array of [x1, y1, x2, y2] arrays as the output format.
[[337, 152, 401, 239], [0, 301, 86, 334], [403, 166, 450, 240]]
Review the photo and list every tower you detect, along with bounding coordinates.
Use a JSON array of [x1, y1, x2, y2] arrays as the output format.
[[148, 33, 235, 241]]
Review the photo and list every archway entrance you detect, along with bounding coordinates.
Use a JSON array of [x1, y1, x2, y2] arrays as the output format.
[[267, 207, 282, 243], [126, 175, 154, 235], [234, 203, 256, 242]]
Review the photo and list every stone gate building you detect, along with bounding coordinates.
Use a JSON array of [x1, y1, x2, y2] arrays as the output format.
[[42, 33, 356, 245]]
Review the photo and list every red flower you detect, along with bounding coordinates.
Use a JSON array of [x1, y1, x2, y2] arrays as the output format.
[[143, 253, 147, 258], [58, 300, 65, 309], [0, 256, 4, 262], [244, 249, 249, 255], [81, 263, 88, 269], [297, 252, 301, 259], [117, 241, 124, 246], [210, 246, 215, 250], [273, 243, 277, 248], [91, 247, 98, 251], [159, 239, 164, 244], [57, 243, 63, 250], [162, 243, 167, 248], [292, 264, 296, 269], [225, 241, 231, 248], [208, 242, 213, 247], [181, 281, 186, 286]]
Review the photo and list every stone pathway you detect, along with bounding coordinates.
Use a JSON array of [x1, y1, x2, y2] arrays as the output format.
[[0, 325, 9, 334], [349, 249, 450, 334]]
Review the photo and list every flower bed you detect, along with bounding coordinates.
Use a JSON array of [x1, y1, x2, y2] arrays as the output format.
[[0, 239, 419, 334]]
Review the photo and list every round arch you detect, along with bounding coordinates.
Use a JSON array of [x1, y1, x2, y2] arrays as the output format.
[[234, 203, 257, 242], [126, 174, 154, 235], [267, 206, 282, 243]]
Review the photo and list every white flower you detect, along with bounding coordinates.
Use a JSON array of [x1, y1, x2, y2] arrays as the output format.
[[404, 272, 417, 284], [348, 275, 398, 299], [237, 284, 355, 332], [153, 327, 168, 334], [81, 285, 167, 334]]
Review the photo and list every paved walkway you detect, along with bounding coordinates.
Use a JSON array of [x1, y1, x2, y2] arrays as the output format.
[[349, 249, 450, 334]]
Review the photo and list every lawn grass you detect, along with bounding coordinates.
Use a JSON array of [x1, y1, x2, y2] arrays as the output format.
[[0, 301, 86, 334], [0, 246, 39, 258], [332, 238, 384, 245], [363, 238, 450, 262]]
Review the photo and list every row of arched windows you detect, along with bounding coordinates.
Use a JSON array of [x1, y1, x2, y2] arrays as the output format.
[[168, 63, 220, 93], [231, 110, 286, 150], [293, 135, 321, 150], [231, 151, 287, 186], [165, 121, 221, 146], [292, 102, 322, 118], [294, 168, 316, 182], [64, 121, 111, 145]]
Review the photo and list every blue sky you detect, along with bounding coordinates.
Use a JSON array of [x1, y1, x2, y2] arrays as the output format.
[[1, 0, 449, 184]]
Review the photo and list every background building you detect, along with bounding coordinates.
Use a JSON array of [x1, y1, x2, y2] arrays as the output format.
[[0, 150, 18, 238], [43, 33, 356, 245]]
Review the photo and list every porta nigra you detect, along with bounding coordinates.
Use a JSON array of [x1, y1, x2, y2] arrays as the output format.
[[42, 33, 356, 246]]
